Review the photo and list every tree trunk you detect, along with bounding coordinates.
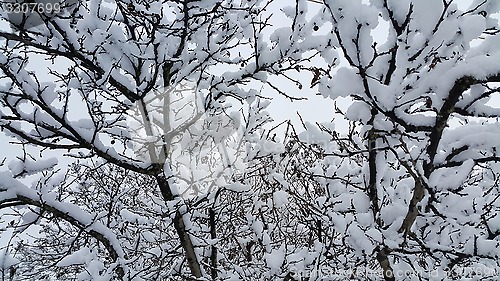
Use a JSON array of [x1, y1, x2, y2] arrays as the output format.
[[156, 174, 202, 278]]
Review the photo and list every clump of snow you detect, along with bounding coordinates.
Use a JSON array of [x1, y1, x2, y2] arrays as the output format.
[[8, 157, 58, 177], [488, 215, 500, 233], [225, 182, 251, 192], [345, 101, 372, 123], [273, 190, 289, 208], [120, 209, 148, 225], [320, 67, 363, 100], [348, 224, 376, 254], [265, 244, 285, 273], [459, 15, 487, 43], [56, 247, 92, 267], [428, 160, 475, 191]]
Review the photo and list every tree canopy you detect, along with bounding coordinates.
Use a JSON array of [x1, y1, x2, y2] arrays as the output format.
[[1, 0, 499, 280]]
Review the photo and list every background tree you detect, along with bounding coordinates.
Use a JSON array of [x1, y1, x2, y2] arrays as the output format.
[[0, 0, 314, 279], [306, 0, 500, 279]]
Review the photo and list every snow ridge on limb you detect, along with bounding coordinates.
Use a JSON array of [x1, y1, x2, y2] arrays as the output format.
[[0, 171, 127, 279]]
